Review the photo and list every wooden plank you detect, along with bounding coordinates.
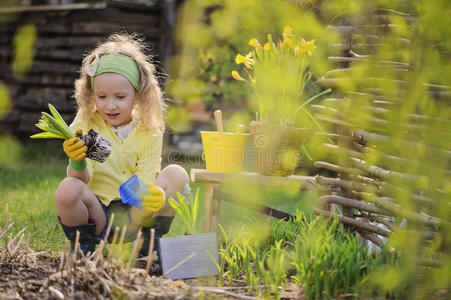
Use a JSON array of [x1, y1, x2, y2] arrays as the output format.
[[91, 7, 160, 25], [109, 0, 160, 12], [159, 232, 219, 280], [0, 2, 107, 14], [71, 20, 160, 37], [31, 60, 79, 74], [190, 169, 320, 190], [36, 36, 101, 49]]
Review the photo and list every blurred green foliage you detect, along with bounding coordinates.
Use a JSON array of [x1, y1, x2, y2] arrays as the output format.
[[313, 0, 450, 299], [0, 23, 36, 166], [170, 0, 450, 298], [166, 0, 339, 132], [12, 23, 36, 77], [0, 81, 11, 120]]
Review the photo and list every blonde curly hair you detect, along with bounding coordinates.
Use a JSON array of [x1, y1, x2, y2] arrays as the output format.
[[74, 33, 165, 133]]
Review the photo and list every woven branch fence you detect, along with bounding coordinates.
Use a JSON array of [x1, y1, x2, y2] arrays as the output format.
[[312, 7, 450, 264]]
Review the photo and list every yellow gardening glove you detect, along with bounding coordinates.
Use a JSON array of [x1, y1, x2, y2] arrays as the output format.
[[63, 129, 87, 162], [142, 184, 165, 213]]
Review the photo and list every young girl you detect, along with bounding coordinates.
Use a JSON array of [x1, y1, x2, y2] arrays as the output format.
[[55, 33, 189, 264]]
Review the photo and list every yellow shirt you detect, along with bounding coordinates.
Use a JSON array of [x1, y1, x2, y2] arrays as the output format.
[[70, 113, 162, 206]]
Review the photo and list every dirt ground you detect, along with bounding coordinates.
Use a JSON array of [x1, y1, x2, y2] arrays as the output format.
[[0, 254, 282, 300], [0, 255, 60, 299], [0, 254, 189, 299], [0, 255, 306, 300]]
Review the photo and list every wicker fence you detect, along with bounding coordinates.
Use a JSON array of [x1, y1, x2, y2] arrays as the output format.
[[312, 8, 450, 263]]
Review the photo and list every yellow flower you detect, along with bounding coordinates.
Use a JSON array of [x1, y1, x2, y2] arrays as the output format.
[[282, 26, 293, 40], [282, 37, 293, 48], [235, 53, 246, 64], [248, 38, 261, 49], [263, 42, 271, 50], [235, 52, 255, 69], [294, 43, 303, 56], [231, 70, 245, 81], [301, 38, 317, 56]]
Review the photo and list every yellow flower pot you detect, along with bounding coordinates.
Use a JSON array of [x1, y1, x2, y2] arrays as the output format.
[[200, 131, 250, 173], [250, 122, 310, 177]]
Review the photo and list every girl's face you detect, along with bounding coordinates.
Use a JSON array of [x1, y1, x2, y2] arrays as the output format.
[[93, 72, 137, 127]]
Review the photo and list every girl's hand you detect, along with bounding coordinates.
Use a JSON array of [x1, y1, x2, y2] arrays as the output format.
[[63, 129, 87, 162], [142, 185, 165, 213]]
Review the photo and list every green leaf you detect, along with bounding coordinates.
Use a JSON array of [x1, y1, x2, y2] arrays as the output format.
[[35, 124, 62, 136], [298, 88, 332, 109], [42, 112, 73, 139], [48, 103, 69, 128], [30, 132, 65, 139], [192, 187, 200, 226]]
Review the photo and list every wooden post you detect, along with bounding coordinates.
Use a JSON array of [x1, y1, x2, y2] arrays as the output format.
[[203, 183, 214, 232], [211, 184, 220, 232]]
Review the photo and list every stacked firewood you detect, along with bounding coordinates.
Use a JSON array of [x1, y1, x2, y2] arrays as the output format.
[[0, 1, 166, 137], [312, 8, 450, 261]]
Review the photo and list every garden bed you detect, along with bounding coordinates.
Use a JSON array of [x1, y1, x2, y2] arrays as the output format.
[[0, 254, 302, 299]]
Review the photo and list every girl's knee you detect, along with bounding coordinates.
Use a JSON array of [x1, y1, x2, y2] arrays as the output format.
[[55, 177, 85, 207], [159, 164, 189, 190]]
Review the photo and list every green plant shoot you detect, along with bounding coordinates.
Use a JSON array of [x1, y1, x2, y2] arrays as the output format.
[[30, 103, 74, 140], [168, 184, 199, 235]]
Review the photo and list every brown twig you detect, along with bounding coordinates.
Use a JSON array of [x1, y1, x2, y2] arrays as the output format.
[[145, 228, 155, 275], [318, 195, 387, 215], [358, 229, 395, 253], [11, 232, 25, 257], [127, 229, 142, 269], [111, 226, 120, 245], [103, 213, 115, 244], [314, 208, 391, 236]]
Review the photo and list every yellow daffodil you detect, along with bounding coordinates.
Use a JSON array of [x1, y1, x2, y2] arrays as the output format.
[[235, 53, 246, 64], [282, 37, 293, 48], [231, 70, 245, 81], [282, 26, 293, 40], [294, 43, 303, 56], [248, 38, 261, 49], [232, 26, 327, 128], [301, 38, 317, 56], [235, 52, 255, 69]]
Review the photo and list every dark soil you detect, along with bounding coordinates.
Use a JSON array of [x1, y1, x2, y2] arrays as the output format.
[[0, 255, 227, 300], [0, 254, 303, 299], [0, 255, 58, 299]]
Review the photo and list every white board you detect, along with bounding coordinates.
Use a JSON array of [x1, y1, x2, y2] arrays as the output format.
[[159, 232, 219, 280]]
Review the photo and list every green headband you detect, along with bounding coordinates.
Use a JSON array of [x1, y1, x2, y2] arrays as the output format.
[[88, 53, 141, 91]]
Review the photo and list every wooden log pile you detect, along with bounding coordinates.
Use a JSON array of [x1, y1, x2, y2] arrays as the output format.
[[312, 8, 450, 259], [0, 1, 169, 138]]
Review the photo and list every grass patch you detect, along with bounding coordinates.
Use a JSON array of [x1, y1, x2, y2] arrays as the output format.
[[0, 141, 67, 252], [1, 143, 317, 255], [216, 213, 399, 299]]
